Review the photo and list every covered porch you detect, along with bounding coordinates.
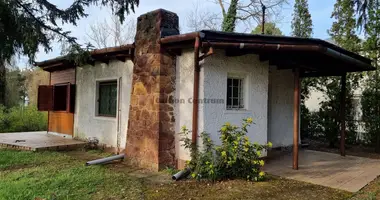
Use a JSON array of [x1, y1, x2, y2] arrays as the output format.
[[161, 30, 375, 170], [265, 149, 380, 192]]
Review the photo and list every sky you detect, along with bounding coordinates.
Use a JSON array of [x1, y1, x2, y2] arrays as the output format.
[[27, 0, 335, 66]]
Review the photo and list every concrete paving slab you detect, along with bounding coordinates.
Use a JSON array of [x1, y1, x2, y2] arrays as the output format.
[[0, 131, 85, 151], [264, 150, 380, 192]]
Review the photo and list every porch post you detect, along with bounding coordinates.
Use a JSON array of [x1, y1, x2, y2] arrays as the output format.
[[293, 68, 300, 170], [340, 73, 347, 156]]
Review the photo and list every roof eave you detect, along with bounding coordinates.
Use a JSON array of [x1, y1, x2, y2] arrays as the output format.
[[36, 44, 135, 70]]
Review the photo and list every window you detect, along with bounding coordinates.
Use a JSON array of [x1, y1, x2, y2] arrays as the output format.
[[97, 81, 117, 117], [226, 77, 244, 110], [37, 83, 75, 113], [53, 85, 68, 111]]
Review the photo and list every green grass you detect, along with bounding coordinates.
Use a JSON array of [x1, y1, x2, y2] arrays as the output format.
[[0, 149, 144, 200], [0, 149, 355, 200]]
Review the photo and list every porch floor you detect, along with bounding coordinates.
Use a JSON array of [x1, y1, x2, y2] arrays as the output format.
[[264, 149, 380, 192], [0, 132, 85, 151]]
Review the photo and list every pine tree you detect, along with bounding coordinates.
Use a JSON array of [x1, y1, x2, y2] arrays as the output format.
[[291, 0, 313, 100], [221, 0, 238, 32], [0, 0, 138, 63], [355, 0, 378, 30], [291, 0, 313, 37], [291, 0, 314, 139], [329, 0, 361, 52], [0, 0, 138, 106]]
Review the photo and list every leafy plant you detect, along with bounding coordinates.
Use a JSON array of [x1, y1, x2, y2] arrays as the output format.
[[180, 118, 272, 181], [0, 105, 47, 133], [361, 73, 380, 150]]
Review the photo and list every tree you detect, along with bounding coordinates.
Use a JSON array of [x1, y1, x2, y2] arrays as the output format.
[[251, 22, 283, 35], [186, 0, 222, 32], [355, 0, 379, 31], [360, 0, 380, 150], [0, 0, 139, 106], [291, 0, 313, 100], [291, 0, 314, 140], [24, 68, 49, 106], [291, 0, 313, 37], [215, 0, 288, 32], [0, 0, 138, 63], [291, 0, 313, 97], [0, 63, 4, 106], [5, 67, 26, 108], [313, 0, 362, 146], [317, 79, 358, 146], [329, 0, 361, 52], [361, 76, 380, 150], [222, 0, 239, 32], [85, 15, 136, 48]]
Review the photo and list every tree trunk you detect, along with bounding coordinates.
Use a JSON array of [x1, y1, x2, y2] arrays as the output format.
[[0, 61, 5, 106], [221, 0, 238, 32]]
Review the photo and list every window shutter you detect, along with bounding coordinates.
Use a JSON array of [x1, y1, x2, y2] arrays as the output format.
[[66, 83, 71, 113], [37, 85, 53, 111], [70, 84, 76, 113]]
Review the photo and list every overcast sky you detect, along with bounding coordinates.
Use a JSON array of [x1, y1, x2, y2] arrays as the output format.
[[28, 0, 335, 66]]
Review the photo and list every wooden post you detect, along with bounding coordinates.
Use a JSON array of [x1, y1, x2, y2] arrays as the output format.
[[293, 68, 300, 170], [340, 73, 347, 156]]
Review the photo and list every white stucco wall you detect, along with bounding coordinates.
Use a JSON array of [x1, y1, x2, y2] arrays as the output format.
[[306, 90, 324, 111], [174, 49, 196, 161], [74, 60, 133, 149], [202, 50, 269, 148], [268, 68, 295, 147]]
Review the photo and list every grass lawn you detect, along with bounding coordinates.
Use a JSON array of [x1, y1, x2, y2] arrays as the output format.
[[0, 149, 357, 200]]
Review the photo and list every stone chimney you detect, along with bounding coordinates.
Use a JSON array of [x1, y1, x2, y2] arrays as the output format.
[[126, 9, 179, 171]]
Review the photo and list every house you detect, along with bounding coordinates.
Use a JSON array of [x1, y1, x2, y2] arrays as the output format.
[[35, 9, 374, 171]]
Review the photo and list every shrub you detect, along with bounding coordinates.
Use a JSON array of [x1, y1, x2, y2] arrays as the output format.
[[180, 118, 272, 181], [0, 105, 47, 133]]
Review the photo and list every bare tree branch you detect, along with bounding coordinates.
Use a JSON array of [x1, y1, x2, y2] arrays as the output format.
[[218, 0, 227, 17], [212, 0, 288, 32], [186, 0, 222, 31], [85, 14, 136, 48]]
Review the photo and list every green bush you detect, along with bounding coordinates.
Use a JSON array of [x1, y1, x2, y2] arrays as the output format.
[[0, 105, 47, 133], [180, 118, 272, 181]]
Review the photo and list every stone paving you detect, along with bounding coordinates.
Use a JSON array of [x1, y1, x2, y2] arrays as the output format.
[[264, 149, 380, 192], [0, 131, 85, 151]]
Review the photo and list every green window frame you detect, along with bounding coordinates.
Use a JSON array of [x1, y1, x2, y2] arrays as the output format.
[[226, 77, 244, 110], [97, 81, 117, 117]]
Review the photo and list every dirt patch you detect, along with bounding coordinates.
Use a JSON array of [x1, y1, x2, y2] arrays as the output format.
[[145, 177, 351, 200]]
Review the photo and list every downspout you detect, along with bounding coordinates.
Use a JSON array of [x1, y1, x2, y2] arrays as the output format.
[[160, 33, 215, 146], [116, 77, 122, 154], [192, 35, 200, 145]]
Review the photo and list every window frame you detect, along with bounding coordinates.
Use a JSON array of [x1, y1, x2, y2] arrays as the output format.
[[226, 73, 247, 111], [96, 80, 118, 118]]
